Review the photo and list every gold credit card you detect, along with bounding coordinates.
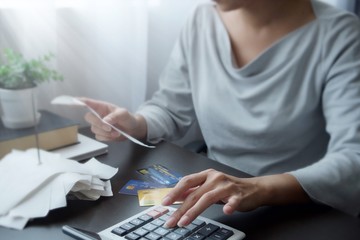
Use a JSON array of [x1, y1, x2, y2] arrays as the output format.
[[137, 188, 182, 207]]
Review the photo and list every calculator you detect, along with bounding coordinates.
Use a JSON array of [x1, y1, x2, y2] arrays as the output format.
[[63, 206, 246, 240]]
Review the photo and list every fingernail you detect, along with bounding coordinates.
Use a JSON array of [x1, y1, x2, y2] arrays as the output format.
[[178, 216, 190, 227], [164, 217, 176, 228], [162, 196, 171, 206]]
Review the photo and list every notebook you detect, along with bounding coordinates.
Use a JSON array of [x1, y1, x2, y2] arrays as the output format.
[[52, 133, 108, 161]]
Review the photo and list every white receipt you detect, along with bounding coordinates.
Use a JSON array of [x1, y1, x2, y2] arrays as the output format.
[[0, 149, 118, 230], [51, 95, 155, 149]]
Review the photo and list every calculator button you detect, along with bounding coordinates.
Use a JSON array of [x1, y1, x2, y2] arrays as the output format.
[[139, 214, 153, 223], [134, 228, 150, 237], [187, 233, 206, 240], [131, 219, 145, 227], [111, 227, 127, 236], [154, 227, 170, 236], [165, 232, 183, 240], [147, 210, 163, 219], [216, 228, 234, 238], [146, 232, 162, 240], [154, 206, 170, 215], [160, 214, 171, 221], [126, 232, 141, 240], [208, 233, 228, 240], [174, 228, 191, 237], [152, 219, 165, 226], [191, 219, 205, 226], [121, 223, 137, 232], [143, 223, 158, 232], [197, 224, 219, 237], [185, 223, 201, 232]]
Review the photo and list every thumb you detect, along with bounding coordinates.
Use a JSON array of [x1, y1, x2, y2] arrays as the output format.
[[223, 197, 237, 215], [77, 97, 107, 115], [223, 204, 236, 215], [103, 113, 118, 125], [77, 97, 96, 108]]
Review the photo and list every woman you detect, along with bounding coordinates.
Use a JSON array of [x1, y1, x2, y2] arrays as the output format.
[[83, 0, 360, 228]]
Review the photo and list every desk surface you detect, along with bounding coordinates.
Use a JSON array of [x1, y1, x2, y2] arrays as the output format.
[[1, 128, 360, 240]]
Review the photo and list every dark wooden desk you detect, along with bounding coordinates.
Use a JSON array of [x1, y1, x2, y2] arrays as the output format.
[[1, 128, 360, 240]]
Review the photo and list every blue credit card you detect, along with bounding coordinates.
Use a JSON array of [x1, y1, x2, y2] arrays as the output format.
[[137, 164, 183, 187], [119, 180, 163, 195]]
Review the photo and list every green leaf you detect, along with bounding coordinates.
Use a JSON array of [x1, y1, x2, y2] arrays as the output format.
[[0, 48, 64, 89]]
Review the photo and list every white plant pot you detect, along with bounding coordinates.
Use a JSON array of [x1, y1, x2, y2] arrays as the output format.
[[0, 87, 41, 129]]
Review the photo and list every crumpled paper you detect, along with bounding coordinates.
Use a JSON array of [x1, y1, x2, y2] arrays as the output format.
[[0, 149, 118, 230]]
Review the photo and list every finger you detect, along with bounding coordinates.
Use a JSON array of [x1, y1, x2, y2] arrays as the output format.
[[223, 196, 239, 215], [163, 189, 202, 228], [222, 183, 261, 213], [91, 124, 121, 139], [165, 186, 227, 228], [85, 112, 112, 132], [175, 188, 198, 202], [77, 97, 103, 111], [78, 97, 104, 108], [176, 186, 229, 227], [162, 170, 210, 206], [86, 112, 121, 140], [78, 97, 114, 117], [104, 108, 137, 133], [165, 170, 237, 228], [95, 133, 123, 142], [104, 108, 129, 122]]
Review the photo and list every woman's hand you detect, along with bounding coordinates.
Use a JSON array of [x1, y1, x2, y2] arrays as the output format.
[[79, 97, 147, 142], [162, 169, 310, 228]]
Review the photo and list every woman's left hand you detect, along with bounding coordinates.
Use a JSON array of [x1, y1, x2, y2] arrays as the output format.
[[162, 169, 309, 228]]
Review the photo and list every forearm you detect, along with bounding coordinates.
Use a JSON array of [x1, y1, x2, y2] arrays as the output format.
[[162, 170, 312, 227], [133, 114, 148, 140], [258, 173, 311, 206]]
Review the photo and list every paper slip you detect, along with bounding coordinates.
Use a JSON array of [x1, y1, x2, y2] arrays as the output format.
[[137, 188, 182, 207], [0, 149, 118, 230], [51, 95, 155, 149]]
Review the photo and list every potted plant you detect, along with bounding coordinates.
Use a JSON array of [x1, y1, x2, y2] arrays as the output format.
[[0, 48, 63, 129]]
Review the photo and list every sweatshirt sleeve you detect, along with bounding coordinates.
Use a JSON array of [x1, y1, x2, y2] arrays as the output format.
[[136, 8, 198, 143], [290, 16, 360, 216]]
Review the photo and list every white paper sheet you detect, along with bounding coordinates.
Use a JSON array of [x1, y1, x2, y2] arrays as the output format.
[[0, 149, 118, 230]]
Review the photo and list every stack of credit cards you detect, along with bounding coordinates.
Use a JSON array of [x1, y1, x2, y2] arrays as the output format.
[[137, 164, 183, 186], [119, 164, 183, 196]]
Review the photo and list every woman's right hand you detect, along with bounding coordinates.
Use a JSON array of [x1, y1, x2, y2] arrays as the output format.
[[79, 97, 147, 142]]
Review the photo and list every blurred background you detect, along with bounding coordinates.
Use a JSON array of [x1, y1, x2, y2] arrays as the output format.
[[0, 0, 358, 145]]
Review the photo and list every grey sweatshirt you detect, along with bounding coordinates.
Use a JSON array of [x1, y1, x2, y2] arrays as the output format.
[[137, 0, 360, 216]]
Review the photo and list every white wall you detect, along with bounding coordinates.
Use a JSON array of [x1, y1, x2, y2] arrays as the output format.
[[146, 0, 204, 99], [145, 0, 207, 145], [0, 0, 207, 145]]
